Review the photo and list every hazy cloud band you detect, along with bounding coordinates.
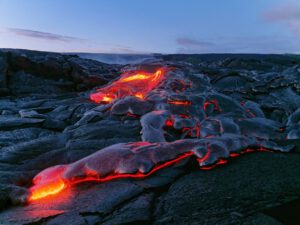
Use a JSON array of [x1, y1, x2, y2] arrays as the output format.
[[6, 28, 85, 42]]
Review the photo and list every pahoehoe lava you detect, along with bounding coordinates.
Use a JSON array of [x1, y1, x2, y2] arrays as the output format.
[[27, 66, 293, 202], [0, 50, 300, 225]]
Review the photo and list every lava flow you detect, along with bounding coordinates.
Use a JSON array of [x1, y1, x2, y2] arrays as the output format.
[[28, 152, 193, 201], [25, 63, 293, 204], [27, 137, 282, 202], [28, 165, 67, 201], [90, 68, 166, 103]]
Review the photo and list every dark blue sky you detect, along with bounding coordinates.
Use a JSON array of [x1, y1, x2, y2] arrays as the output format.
[[0, 0, 299, 53]]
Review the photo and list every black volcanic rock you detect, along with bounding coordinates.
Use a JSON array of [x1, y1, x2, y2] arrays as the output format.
[[153, 150, 300, 225], [0, 49, 120, 95], [0, 49, 300, 225], [0, 116, 45, 130], [0, 55, 8, 93]]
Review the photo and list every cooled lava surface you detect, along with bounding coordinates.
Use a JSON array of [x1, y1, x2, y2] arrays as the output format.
[[0, 50, 300, 225]]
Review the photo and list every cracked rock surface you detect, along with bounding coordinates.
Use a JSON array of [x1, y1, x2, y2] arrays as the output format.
[[0, 50, 300, 225]]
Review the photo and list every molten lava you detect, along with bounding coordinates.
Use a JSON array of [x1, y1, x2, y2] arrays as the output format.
[[90, 68, 166, 103], [167, 100, 192, 106], [27, 142, 279, 202], [28, 165, 68, 201], [28, 152, 193, 201], [29, 179, 66, 201]]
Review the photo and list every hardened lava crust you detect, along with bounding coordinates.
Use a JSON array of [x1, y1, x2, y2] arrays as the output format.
[[0, 49, 300, 225]]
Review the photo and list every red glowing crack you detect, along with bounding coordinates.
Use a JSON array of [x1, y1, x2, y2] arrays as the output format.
[[167, 100, 192, 106], [90, 68, 167, 103], [203, 99, 222, 112]]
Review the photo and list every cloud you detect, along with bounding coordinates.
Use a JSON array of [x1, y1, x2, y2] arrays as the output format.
[[176, 37, 215, 47], [263, 2, 300, 36], [175, 35, 300, 54], [6, 28, 85, 42]]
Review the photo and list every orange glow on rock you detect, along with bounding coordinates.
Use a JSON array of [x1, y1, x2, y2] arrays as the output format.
[[102, 96, 114, 103], [28, 165, 68, 202], [90, 68, 166, 103], [27, 144, 272, 202], [134, 93, 144, 99], [29, 178, 66, 201], [28, 152, 193, 202], [121, 74, 149, 82], [167, 100, 192, 106]]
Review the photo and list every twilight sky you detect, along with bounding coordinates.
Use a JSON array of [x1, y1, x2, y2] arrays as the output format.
[[0, 0, 300, 54]]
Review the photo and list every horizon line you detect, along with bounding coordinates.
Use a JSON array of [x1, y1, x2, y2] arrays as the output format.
[[0, 48, 299, 56]]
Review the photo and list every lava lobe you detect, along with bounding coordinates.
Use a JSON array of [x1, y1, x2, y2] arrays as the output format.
[[90, 68, 167, 103]]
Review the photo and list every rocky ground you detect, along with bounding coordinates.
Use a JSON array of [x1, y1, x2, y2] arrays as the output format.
[[0, 49, 300, 225]]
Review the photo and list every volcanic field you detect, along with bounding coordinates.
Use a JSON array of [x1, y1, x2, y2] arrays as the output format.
[[0, 49, 300, 225]]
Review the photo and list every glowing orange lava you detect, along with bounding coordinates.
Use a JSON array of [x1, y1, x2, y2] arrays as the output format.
[[90, 68, 166, 103], [134, 93, 144, 99], [28, 145, 270, 202], [28, 152, 193, 202], [167, 100, 192, 106], [29, 179, 66, 201], [28, 165, 68, 201]]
